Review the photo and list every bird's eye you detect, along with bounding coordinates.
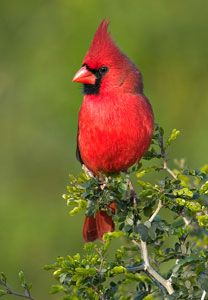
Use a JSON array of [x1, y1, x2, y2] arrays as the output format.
[[99, 66, 108, 75]]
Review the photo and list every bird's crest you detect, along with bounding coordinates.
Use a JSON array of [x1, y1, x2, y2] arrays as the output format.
[[83, 19, 123, 69]]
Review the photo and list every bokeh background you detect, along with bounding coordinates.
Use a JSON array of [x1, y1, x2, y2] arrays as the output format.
[[0, 0, 208, 299]]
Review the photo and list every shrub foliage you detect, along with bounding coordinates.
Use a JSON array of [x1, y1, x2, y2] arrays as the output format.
[[1, 125, 208, 299], [45, 125, 208, 300]]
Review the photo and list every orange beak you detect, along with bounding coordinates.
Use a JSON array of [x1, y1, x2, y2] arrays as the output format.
[[72, 66, 96, 85]]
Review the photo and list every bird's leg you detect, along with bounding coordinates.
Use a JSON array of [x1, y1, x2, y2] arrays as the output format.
[[82, 164, 94, 178], [82, 165, 108, 190], [124, 172, 137, 207], [98, 173, 108, 190], [129, 180, 137, 203]]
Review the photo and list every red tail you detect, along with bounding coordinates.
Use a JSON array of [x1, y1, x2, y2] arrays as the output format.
[[83, 210, 115, 242]]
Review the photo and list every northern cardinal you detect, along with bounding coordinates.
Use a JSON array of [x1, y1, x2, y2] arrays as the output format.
[[72, 20, 154, 242]]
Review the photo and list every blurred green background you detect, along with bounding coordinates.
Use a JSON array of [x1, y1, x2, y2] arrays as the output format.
[[0, 0, 208, 299]]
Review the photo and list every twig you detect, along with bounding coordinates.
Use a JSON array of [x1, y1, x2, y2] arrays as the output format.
[[141, 199, 173, 295], [159, 133, 192, 227], [132, 197, 174, 295], [160, 142, 185, 288], [182, 216, 191, 226], [6, 290, 35, 300], [129, 243, 172, 294], [163, 160, 177, 180], [168, 259, 179, 283], [140, 240, 174, 295], [126, 264, 144, 272], [131, 129, 176, 294], [201, 290, 207, 300], [149, 200, 163, 223], [159, 128, 177, 180], [0, 279, 34, 300], [163, 155, 191, 226], [127, 176, 137, 207], [162, 146, 191, 286]]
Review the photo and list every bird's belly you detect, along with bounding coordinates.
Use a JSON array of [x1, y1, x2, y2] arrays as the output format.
[[78, 94, 153, 173], [79, 122, 149, 173]]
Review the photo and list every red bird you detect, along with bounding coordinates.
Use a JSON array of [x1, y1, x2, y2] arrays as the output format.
[[73, 20, 154, 242]]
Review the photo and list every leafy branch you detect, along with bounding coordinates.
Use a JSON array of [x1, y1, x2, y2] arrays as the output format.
[[47, 124, 208, 299], [132, 200, 174, 295], [0, 272, 35, 299]]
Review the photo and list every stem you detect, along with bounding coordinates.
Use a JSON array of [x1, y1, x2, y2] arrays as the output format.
[[140, 199, 173, 295], [127, 176, 137, 207], [132, 195, 174, 294], [140, 240, 174, 295], [162, 142, 192, 227], [159, 128, 177, 180], [160, 133, 192, 227], [183, 216, 191, 226], [0, 281, 34, 300], [162, 142, 191, 284], [149, 200, 163, 223], [163, 160, 177, 180], [7, 290, 34, 300], [126, 265, 144, 272], [130, 131, 176, 294], [201, 290, 207, 300]]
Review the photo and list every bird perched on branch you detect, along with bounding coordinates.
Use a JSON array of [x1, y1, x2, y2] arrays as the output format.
[[72, 20, 154, 242]]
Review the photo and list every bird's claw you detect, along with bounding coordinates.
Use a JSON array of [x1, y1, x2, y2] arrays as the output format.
[[82, 164, 94, 178]]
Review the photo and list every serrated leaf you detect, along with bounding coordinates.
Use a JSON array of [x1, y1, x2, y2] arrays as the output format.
[[197, 215, 208, 226], [0, 290, 7, 297], [199, 275, 208, 292], [0, 290, 6, 297], [200, 181, 208, 195], [75, 267, 96, 275], [111, 266, 126, 274], [201, 164, 208, 174], [138, 224, 149, 242], [18, 271, 26, 286], [166, 129, 180, 146], [172, 218, 185, 228], [51, 285, 65, 294], [0, 273, 7, 284]]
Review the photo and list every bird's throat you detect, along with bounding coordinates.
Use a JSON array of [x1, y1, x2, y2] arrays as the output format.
[[83, 77, 101, 95]]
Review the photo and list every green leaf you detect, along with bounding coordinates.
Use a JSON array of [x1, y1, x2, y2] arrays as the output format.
[[0, 290, 6, 297], [103, 231, 124, 241], [199, 275, 208, 292], [0, 273, 7, 284], [172, 256, 202, 274], [51, 285, 65, 294], [197, 215, 208, 226], [18, 271, 26, 286], [200, 181, 208, 195], [166, 129, 180, 146], [111, 266, 126, 274], [173, 187, 193, 198], [138, 224, 149, 242], [201, 164, 208, 174], [75, 267, 96, 275], [49, 130, 208, 299], [143, 206, 153, 217], [171, 218, 185, 228], [143, 295, 153, 300], [148, 226, 157, 241]]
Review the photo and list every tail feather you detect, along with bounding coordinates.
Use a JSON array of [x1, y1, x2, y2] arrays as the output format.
[[96, 211, 115, 240], [83, 205, 115, 242], [83, 216, 98, 242]]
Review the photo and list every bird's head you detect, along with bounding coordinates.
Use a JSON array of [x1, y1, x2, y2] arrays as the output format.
[[72, 20, 143, 95]]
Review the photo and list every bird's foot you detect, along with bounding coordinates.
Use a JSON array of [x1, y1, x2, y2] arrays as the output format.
[[82, 164, 94, 178]]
